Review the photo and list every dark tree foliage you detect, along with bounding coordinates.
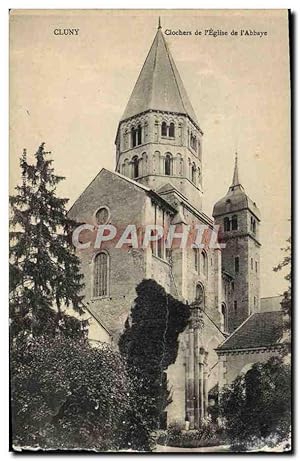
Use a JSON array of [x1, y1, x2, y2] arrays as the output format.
[[273, 236, 291, 298], [10, 143, 85, 339], [273, 236, 291, 319], [11, 336, 132, 451], [118, 279, 190, 451], [219, 357, 291, 450], [273, 236, 291, 351]]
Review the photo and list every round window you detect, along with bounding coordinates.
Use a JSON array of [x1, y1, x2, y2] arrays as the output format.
[[95, 207, 110, 225]]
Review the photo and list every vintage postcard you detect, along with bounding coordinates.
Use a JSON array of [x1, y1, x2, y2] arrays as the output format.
[[9, 9, 291, 452]]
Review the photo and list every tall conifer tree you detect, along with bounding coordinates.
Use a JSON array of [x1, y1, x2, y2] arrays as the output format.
[[10, 143, 85, 339]]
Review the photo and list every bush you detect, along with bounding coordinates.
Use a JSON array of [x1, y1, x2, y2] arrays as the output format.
[[219, 357, 291, 451], [11, 336, 133, 451]]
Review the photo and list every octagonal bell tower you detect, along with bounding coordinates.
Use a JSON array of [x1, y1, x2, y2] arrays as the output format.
[[115, 20, 203, 211]]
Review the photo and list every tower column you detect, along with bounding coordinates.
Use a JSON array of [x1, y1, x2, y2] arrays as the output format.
[[199, 348, 205, 421], [203, 352, 209, 419], [186, 326, 195, 428], [160, 153, 165, 175], [194, 326, 200, 428]]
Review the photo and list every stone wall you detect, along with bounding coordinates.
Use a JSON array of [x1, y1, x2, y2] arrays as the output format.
[[68, 169, 148, 338], [218, 347, 282, 388]]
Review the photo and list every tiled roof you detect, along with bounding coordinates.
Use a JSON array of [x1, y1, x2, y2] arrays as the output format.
[[217, 311, 283, 352], [121, 28, 199, 126], [84, 304, 112, 336]]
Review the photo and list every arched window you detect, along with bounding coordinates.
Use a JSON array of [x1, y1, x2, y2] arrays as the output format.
[[123, 129, 128, 150], [193, 247, 199, 273], [169, 122, 175, 137], [132, 156, 139, 178], [190, 134, 197, 151], [221, 303, 228, 332], [164, 154, 172, 176], [122, 158, 129, 176], [191, 162, 197, 184], [201, 250, 208, 277], [197, 167, 201, 186], [251, 217, 256, 234], [234, 300, 237, 313], [93, 252, 109, 298], [161, 121, 168, 137], [131, 125, 142, 147], [137, 125, 142, 145], [224, 217, 230, 232], [195, 283, 205, 309], [235, 256, 239, 273], [131, 127, 135, 147], [231, 215, 238, 230]]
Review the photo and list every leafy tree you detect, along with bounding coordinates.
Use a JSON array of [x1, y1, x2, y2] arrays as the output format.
[[119, 279, 190, 451], [10, 143, 85, 339], [11, 336, 132, 451], [273, 236, 291, 350], [219, 358, 291, 451], [273, 236, 291, 299]]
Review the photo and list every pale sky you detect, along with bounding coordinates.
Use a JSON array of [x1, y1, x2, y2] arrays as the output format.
[[9, 9, 291, 297]]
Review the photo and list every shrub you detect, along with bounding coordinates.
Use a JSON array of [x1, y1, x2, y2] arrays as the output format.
[[219, 357, 291, 451], [11, 336, 132, 451]]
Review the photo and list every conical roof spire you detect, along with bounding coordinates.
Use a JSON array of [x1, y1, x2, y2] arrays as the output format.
[[121, 24, 199, 126], [231, 152, 240, 187], [213, 153, 260, 219]]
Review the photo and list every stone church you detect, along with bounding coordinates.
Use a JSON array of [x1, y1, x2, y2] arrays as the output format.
[[68, 23, 284, 429]]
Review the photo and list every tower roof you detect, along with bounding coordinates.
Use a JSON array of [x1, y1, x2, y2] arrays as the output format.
[[231, 152, 240, 187], [121, 23, 199, 127], [213, 154, 260, 219]]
